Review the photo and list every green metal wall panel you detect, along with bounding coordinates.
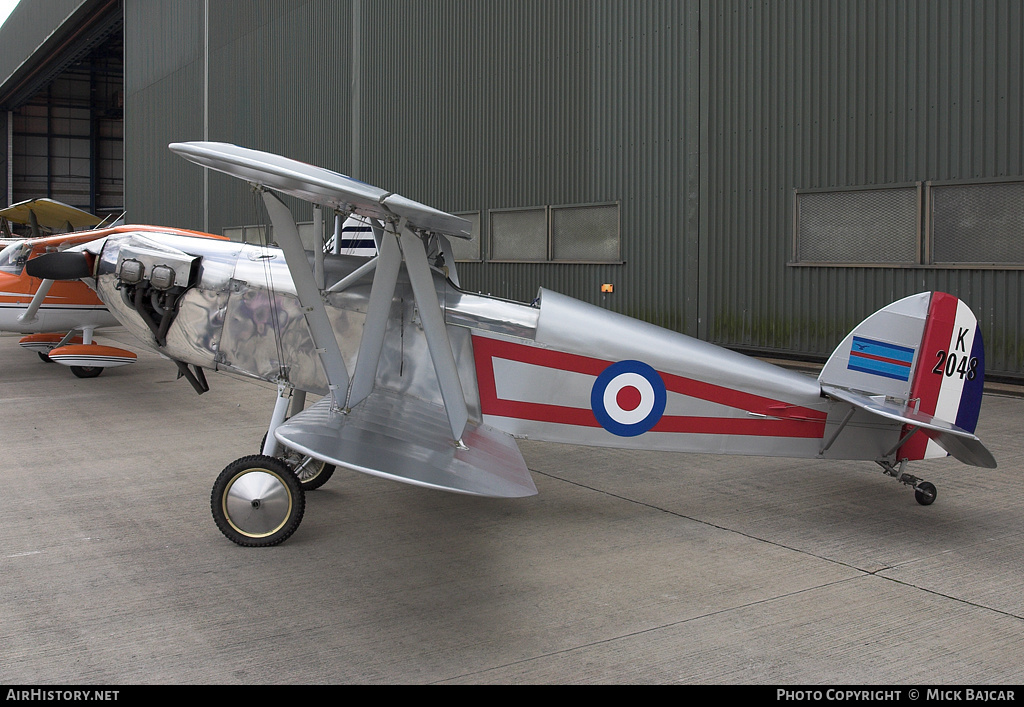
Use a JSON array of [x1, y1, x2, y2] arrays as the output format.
[[0, 0, 91, 96], [124, 0, 204, 228], [704, 0, 1024, 378], [356, 0, 702, 333], [120, 0, 1024, 379]]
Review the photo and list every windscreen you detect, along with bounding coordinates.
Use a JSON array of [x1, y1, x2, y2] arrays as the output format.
[[0, 240, 29, 275]]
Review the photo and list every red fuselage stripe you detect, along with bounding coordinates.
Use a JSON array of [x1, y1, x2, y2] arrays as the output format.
[[899, 292, 956, 460], [472, 336, 826, 438]]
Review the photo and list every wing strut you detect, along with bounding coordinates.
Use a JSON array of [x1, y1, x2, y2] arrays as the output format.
[[398, 225, 469, 442], [261, 190, 350, 404], [326, 256, 377, 293], [17, 278, 54, 323], [262, 190, 468, 442], [346, 219, 469, 443], [346, 222, 403, 409]]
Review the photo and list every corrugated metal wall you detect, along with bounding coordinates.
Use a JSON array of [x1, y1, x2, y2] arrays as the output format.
[[123, 0, 1024, 379], [362, 0, 701, 333], [704, 0, 1024, 378], [125, 0, 701, 333], [127, 0, 351, 233], [124, 0, 205, 229], [0, 0, 87, 85]]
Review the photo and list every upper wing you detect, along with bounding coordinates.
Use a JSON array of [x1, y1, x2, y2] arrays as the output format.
[[168, 141, 472, 240]]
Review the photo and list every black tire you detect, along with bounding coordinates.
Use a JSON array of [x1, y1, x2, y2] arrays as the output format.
[[291, 455, 336, 491], [914, 481, 937, 506], [211, 455, 305, 547], [38, 351, 53, 363], [70, 365, 103, 378], [260, 431, 336, 490]]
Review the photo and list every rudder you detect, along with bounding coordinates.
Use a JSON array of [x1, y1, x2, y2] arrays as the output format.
[[898, 292, 985, 461]]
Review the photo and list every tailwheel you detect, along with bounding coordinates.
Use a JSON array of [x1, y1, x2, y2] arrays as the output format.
[[211, 455, 305, 547], [261, 431, 335, 490], [914, 481, 937, 506], [878, 460, 938, 507]]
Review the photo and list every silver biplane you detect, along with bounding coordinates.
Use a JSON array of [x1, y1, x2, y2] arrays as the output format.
[[28, 142, 997, 546]]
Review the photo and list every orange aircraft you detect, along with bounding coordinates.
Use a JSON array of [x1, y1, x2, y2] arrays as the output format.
[[1, 224, 225, 378]]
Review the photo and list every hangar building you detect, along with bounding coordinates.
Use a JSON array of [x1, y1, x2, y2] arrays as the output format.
[[1, 0, 1022, 379]]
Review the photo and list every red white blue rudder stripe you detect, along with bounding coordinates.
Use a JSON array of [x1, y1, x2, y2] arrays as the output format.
[[899, 292, 985, 461]]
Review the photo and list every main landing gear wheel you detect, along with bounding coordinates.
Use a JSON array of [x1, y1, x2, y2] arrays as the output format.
[[291, 454, 335, 490], [914, 481, 937, 506], [38, 351, 53, 363], [211, 455, 305, 547], [70, 365, 103, 378], [260, 431, 336, 490]]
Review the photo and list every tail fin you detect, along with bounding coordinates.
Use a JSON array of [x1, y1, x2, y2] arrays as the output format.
[[819, 292, 990, 465]]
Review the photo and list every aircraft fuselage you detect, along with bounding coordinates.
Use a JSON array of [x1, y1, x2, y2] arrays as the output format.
[[89, 230, 899, 462]]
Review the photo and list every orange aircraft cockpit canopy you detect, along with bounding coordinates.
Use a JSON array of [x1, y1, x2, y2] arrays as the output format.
[[0, 239, 31, 275]]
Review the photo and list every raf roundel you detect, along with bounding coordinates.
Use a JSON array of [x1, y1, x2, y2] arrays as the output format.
[[591, 360, 667, 437]]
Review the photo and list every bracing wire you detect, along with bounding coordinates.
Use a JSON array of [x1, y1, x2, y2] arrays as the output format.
[[249, 186, 289, 380]]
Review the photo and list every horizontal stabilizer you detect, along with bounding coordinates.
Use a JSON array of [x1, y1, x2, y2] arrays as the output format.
[[275, 390, 537, 498], [821, 384, 996, 468], [169, 141, 472, 240]]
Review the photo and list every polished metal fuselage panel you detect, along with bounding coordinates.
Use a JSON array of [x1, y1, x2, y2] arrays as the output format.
[[471, 288, 904, 460], [93, 231, 906, 463], [95, 232, 493, 416]]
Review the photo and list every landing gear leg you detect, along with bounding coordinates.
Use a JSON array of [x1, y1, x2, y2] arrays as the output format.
[[260, 384, 336, 490], [261, 384, 292, 458], [877, 460, 938, 506], [69, 326, 102, 378]]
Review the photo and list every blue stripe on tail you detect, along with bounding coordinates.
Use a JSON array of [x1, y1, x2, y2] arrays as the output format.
[[955, 327, 985, 434], [847, 336, 915, 381]]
